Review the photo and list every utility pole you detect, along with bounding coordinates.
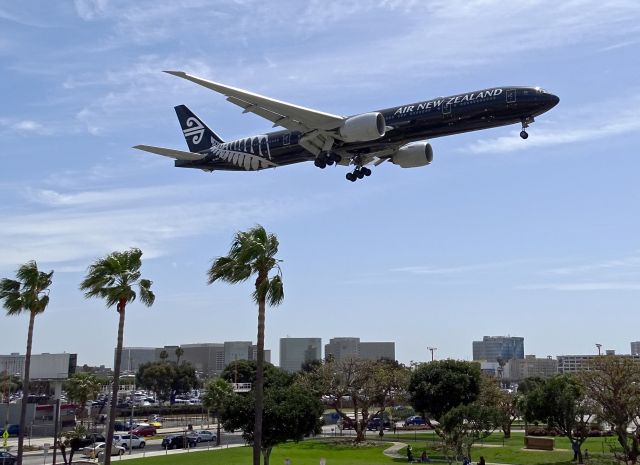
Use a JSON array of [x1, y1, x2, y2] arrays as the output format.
[[427, 347, 437, 362], [596, 343, 602, 356]]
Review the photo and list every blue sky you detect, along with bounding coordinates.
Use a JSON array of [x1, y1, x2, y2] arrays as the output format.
[[1, 0, 639, 368]]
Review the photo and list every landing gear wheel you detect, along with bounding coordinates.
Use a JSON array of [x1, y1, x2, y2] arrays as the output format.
[[346, 172, 356, 182], [329, 153, 342, 164], [314, 158, 327, 169], [357, 170, 365, 179], [520, 130, 529, 139], [361, 167, 372, 176]]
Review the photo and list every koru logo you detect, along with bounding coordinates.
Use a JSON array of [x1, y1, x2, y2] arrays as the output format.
[[183, 117, 205, 144]]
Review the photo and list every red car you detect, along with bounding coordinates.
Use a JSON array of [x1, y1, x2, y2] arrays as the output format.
[[130, 425, 156, 437]]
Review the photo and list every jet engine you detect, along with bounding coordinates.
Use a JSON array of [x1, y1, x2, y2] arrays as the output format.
[[339, 112, 386, 142], [391, 141, 434, 168]]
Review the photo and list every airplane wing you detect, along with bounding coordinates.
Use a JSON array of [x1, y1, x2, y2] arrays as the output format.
[[133, 144, 207, 161], [164, 71, 345, 155]]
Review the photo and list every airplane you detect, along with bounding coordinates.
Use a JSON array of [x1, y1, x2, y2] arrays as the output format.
[[134, 71, 559, 182]]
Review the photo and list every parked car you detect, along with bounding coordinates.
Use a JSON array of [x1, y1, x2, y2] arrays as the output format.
[[5, 424, 21, 437], [188, 430, 216, 443], [82, 442, 125, 458], [130, 424, 156, 437], [161, 434, 198, 449], [367, 416, 391, 430], [337, 417, 356, 430], [113, 434, 146, 449], [76, 433, 106, 448], [404, 415, 426, 426], [113, 421, 129, 431], [0, 451, 17, 465]]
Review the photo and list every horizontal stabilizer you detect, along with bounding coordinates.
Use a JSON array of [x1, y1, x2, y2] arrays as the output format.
[[133, 144, 207, 161]]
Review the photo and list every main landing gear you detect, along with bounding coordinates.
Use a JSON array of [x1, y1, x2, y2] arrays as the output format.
[[346, 166, 371, 182], [520, 116, 534, 139], [314, 153, 342, 169]]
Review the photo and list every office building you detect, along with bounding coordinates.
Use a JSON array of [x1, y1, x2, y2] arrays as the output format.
[[504, 355, 558, 381], [0, 353, 76, 380], [324, 337, 396, 362], [119, 347, 157, 373], [631, 342, 640, 356], [472, 336, 525, 362], [359, 342, 395, 361], [181, 343, 225, 376], [280, 338, 322, 373]]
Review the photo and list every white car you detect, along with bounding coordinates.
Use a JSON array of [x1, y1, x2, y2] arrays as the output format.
[[82, 442, 125, 458], [192, 430, 216, 443], [113, 434, 146, 449]]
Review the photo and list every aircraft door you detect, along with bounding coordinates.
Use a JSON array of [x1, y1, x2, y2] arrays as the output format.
[[506, 89, 516, 104], [442, 101, 452, 118]]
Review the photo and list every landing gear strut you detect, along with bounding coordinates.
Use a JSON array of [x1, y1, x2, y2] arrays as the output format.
[[314, 152, 342, 169], [520, 116, 534, 139]]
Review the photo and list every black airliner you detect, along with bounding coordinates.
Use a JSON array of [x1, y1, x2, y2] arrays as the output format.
[[135, 71, 559, 182]]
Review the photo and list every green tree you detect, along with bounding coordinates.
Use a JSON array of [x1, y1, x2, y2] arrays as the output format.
[[221, 359, 290, 387], [478, 375, 520, 438], [64, 372, 102, 425], [0, 260, 53, 465], [408, 359, 482, 433], [0, 372, 22, 402], [80, 248, 155, 465], [441, 402, 499, 461], [159, 350, 168, 361], [135, 361, 198, 404], [524, 375, 594, 463], [221, 368, 322, 465], [207, 225, 284, 465], [202, 378, 234, 446], [580, 356, 640, 465]]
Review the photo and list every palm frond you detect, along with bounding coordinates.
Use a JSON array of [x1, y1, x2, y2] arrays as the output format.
[[266, 275, 284, 307]]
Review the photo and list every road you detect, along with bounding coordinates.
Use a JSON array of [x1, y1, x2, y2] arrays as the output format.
[[21, 431, 247, 465]]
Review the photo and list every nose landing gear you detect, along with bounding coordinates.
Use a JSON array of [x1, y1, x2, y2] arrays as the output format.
[[520, 116, 534, 139]]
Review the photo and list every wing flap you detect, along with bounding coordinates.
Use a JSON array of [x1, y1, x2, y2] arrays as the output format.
[[164, 71, 345, 131], [133, 144, 207, 161]]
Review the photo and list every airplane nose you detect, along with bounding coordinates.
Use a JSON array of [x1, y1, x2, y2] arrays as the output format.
[[549, 93, 560, 107]]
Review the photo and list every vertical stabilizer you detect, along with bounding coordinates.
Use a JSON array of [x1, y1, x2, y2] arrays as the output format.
[[174, 105, 224, 153]]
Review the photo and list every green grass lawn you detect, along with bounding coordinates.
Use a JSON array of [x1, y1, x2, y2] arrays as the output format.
[[118, 433, 620, 465]]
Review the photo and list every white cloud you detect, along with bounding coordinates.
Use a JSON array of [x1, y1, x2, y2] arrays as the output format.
[[519, 282, 640, 291], [74, 0, 109, 20], [544, 253, 640, 276], [0, 178, 331, 271], [466, 94, 640, 154]]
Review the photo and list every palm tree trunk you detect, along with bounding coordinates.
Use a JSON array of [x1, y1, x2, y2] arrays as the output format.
[[216, 412, 221, 446], [253, 297, 266, 465], [17, 311, 36, 465], [104, 302, 126, 465]]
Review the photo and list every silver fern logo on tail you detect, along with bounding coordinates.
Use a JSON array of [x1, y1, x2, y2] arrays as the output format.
[[183, 117, 205, 144]]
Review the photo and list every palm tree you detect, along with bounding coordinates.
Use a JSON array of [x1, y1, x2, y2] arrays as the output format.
[[64, 373, 102, 425], [80, 248, 154, 465], [175, 347, 184, 365], [207, 225, 284, 465], [159, 350, 168, 361], [0, 261, 53, 465]]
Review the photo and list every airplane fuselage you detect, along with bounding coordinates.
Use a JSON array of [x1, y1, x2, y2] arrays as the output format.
[[174, 85, 559, 172]]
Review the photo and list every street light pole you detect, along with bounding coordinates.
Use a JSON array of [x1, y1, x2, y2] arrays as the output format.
[[427, 347, 437, 362]]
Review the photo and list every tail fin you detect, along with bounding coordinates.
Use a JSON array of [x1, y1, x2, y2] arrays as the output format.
[[174, 105, 224, 153]]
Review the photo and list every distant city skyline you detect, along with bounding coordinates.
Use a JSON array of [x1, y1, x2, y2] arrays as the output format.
[[1, 1, 639, 368]]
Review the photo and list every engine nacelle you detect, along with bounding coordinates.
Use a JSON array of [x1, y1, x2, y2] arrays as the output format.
[[339, 112, 386, 142], [391, 142, 434, 168]]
